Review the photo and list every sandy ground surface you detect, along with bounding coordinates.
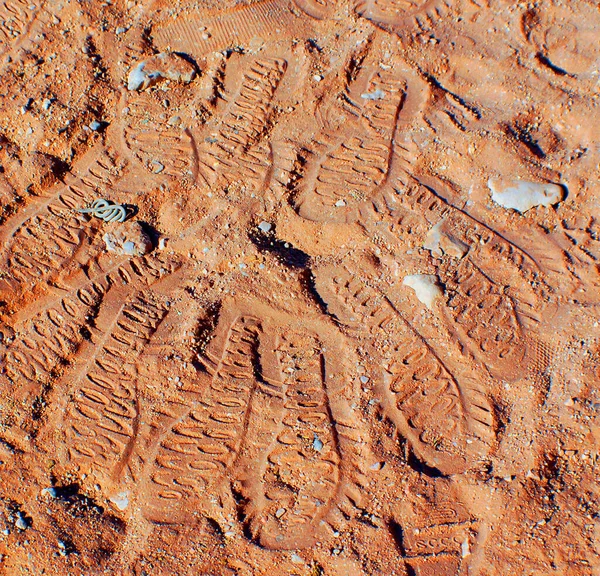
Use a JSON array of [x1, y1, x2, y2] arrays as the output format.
[[0, 0, 599, 574]]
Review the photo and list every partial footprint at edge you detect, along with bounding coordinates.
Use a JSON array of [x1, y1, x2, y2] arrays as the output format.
[[394, 478, 484, 576], [0, 147, 124, 304], [314, 262, 496, 476], [355, 0, 453, 34], [141, 300, 369, 550]]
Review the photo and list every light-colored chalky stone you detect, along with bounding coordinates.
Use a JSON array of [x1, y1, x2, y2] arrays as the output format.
[[423, 221, 469, 259], [488, 179, 564, 213], [403, 274, 444, 309], [109, 491, 130, 511], [103, 221, 153, 256], [127, 52, 197, 91]]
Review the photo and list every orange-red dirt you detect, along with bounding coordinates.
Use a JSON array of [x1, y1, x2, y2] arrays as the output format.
[[0, 0, 599, 574]]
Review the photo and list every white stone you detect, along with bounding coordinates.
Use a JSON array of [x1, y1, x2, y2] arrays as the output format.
[[103, 222, 153, 257], [361, 88, 385, 100], [258, 221, 272, 233], [127, 53, 197, 91], [423, 221, 469, 258], [109, 491, 130, 511], [403, 274, 444, 309], [127, 62, 149, 91], [488, 178, 564, 213], [461, 537, 470, 558], [313, 436, 324, 451]]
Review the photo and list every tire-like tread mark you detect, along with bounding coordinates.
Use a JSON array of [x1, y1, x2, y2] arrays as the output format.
[[152, 1, 299, 59]]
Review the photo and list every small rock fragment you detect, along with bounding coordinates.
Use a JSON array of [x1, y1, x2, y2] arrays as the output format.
[[461, 537, 470, 558], [103, 221, 153, 256], [313, 435, 324, 452], [258, 221, 272, 233], [89, 120, 104, 131], [127, 52, 197, 91], [403, 274, 444, 309], [151, 161, 165, 174], [15, 514, 28, 530], [361, 88, 385, 100], [488, 178, 564, 213], [109, 491, 130, 511], [23, 152, 62, 189], [275, 508, 286, 518], [423, 221, 469, 259]]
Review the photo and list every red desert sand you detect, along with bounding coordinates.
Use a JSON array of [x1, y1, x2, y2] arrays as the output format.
[[0, 0, 599, 574]]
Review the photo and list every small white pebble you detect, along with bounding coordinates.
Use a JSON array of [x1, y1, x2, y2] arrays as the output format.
[[335, 199, 346, 207], [461, 537, 471, 558], [109, 491, 130, 511], [258, 221, 272, 233]]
